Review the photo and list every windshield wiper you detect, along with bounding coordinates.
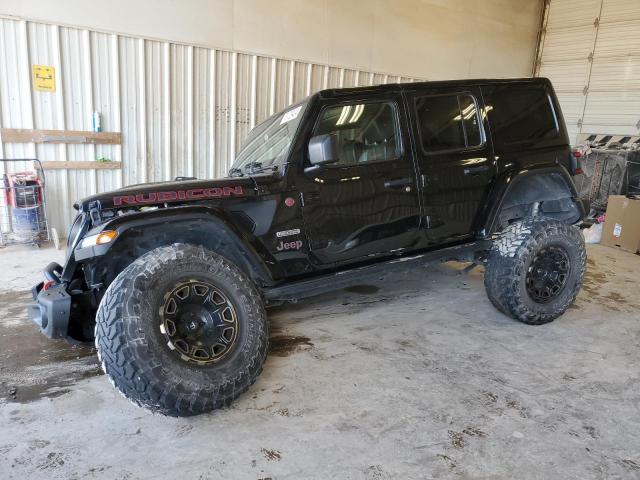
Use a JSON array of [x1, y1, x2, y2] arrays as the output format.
[[244, 161, 278, 176], [248, 164, 278, 175], [228, 161, 278, 178], [227, 167, 244, 177]]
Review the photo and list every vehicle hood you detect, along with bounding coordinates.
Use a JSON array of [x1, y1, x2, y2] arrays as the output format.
[[76, 177, 257, 211]]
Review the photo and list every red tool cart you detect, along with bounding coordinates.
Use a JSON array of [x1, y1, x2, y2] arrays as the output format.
[[1, 159, 50, 246]]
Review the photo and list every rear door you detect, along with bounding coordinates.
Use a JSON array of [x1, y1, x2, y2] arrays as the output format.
[[298, 92, 422, 265], [405, 86, 496, 244]]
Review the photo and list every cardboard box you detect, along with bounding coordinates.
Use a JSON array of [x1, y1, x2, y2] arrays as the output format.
[[601, 195, 640, 254]]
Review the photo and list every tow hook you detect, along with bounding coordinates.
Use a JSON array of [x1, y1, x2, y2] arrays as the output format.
[[43, 262, 63, 285]]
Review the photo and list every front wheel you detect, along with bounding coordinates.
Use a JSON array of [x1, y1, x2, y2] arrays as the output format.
[[484, 217, 586, 325], [95, 244, 268, 416]]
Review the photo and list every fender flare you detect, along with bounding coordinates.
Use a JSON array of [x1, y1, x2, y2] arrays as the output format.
[[73, 205, 278, 286], [479, 165, 585, 237]]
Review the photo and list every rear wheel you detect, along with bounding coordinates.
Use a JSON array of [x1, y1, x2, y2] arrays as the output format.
[[95, 243, 268, 416], [484, 217, 586, 325]]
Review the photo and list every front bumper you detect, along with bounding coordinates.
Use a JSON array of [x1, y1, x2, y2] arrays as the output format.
[[28, 263, 71, 339]]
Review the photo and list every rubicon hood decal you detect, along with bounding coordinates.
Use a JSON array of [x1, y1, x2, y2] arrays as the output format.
[[113, 186, 244, 206], [77, 178, 254, 210]]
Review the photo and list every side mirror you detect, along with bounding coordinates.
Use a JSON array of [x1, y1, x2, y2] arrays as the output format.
[[308, 133, 339, 168]]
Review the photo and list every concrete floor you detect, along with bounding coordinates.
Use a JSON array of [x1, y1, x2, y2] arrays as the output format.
[[0, 243, 639, 480]]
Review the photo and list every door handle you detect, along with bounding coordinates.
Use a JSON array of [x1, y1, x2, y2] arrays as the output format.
[[463, 165, 490, 175], [384, 177, 414, 190]]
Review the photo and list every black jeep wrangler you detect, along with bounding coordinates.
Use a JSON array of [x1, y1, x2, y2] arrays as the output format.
[[29, 78, 586, 416]]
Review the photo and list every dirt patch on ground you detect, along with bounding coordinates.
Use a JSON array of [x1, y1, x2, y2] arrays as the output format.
[[260, 448, 281, 461], [269, 335, 313, 357], [0, 289, 100, 404], [579, 258, 633, 311], [2, 366, 102, 403], [343, 285, 381, 295]]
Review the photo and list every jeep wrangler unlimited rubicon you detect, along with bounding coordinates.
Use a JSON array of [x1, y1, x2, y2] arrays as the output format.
[[28, 78, 586, 416]]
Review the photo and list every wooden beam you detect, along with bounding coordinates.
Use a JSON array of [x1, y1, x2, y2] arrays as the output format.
[[1, 128, 121, 145], [40, 161, 122, 170]]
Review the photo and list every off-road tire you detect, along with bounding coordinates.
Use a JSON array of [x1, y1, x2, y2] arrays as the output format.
[[484, 217, 586, 325], [94, 244, 268, 416]]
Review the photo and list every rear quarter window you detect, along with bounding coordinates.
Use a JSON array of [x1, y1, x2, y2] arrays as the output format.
[[483, 83, 559, 148]]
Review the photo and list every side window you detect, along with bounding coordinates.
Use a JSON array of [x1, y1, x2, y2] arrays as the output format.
[[415, 94, 482, 152], [314, 101, 401, 166], [484, 84, 558, 145]]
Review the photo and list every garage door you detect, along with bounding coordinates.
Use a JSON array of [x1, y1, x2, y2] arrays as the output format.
[[536, 0, 640, 144]]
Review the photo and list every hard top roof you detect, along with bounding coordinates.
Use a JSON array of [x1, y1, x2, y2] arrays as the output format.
[[316, 77, 550, 98]]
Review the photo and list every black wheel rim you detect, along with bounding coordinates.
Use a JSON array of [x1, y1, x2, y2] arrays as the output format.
[[159, 280, 238, 365], [525, 245, 571, 304]]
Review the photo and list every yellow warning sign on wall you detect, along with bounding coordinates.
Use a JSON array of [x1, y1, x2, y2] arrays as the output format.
[[32, 65, 56, 92]]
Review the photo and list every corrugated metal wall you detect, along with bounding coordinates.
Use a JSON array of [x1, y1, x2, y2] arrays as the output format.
[[0, 17, 421, 234], [536, 0, 640, 144]]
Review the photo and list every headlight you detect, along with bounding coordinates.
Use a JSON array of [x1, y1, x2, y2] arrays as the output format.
[[79, 230, 118, 249]]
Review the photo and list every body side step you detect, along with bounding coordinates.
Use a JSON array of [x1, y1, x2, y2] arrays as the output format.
[[263, 240, 491, 302]]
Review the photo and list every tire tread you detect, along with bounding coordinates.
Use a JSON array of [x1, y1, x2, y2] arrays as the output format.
[[484, 217, 586, 325], [94, 244, 268, 416]]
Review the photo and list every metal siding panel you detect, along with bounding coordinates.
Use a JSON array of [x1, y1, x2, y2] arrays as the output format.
[[60, 26, 95, 228], [292, 61, 309, 102], [342, 69, 357, 87], [326, 67, 342, 88], [0, 19, 35, 159], [273, 59, 291, 114], [214, 50, 231, 178], [91, 30, 120, 195], [308, 64, 326, 95], [170, 44, 191, 180], [193, 47, 214, 180], [371, 73, 386, 85], [235, 53, 251, 156], [118, 35, 144, 188], [144, 40, 168, 182], [254, 56, 272, 125]]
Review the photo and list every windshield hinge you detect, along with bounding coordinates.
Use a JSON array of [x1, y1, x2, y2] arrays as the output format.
[[88, 201, 102, 224]]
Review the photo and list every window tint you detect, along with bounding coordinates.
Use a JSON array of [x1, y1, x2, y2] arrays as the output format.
[[484, 84, 558, 145], [314, 101, 401, 165], [415, 94, 482, 152]]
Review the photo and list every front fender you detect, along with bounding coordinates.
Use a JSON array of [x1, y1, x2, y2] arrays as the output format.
[[74, 205, 278, 286]]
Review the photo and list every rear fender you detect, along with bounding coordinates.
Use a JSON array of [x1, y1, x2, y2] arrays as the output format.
[[480, 165, 585, 237]]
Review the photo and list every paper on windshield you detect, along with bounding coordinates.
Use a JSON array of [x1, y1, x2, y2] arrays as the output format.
[[280, 105, 303, 125]]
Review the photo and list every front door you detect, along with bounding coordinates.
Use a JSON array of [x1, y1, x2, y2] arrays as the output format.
[[298, 94, 421, 265], [405, 86, 496, 244]]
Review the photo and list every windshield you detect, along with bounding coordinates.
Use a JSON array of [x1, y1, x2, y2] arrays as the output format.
[[229, 100, 308, 176]]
